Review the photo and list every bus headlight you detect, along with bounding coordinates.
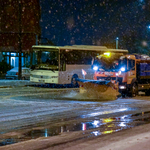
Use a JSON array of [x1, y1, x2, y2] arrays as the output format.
[[93, 66, 98, 71]]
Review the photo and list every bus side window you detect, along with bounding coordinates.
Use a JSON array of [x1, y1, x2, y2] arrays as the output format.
[[62, 62, 66, 71], [60, 53, 66, 71], [60, 61, 66, 71]]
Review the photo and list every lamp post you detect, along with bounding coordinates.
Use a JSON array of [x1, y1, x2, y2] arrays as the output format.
[[147, 25, 150, 39], [116, 37, 119, 49]]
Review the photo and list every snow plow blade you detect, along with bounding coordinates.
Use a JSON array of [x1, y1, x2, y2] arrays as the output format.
[[76, 78, 119, 100]]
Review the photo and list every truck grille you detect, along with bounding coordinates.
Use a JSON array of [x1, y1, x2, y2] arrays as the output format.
[[97, 77, 116, 80], [117, 77, 123, 85]]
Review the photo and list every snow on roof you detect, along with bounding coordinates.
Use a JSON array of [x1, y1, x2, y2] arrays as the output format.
[[32, 45, 128, 52]]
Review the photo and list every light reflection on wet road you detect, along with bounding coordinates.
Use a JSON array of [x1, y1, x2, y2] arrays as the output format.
[[0, 87, 150, 146], [82, 108, 128, 118], [1, 110, 150, 146]]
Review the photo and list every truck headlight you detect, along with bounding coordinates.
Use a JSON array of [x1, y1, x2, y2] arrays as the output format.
[[120, 67, 125, 72], [93, 66, 98, 71], [119, 85, 126, 89], [116, 73, 119, 76]]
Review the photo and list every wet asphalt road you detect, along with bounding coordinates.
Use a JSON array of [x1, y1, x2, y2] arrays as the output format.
[[0, 86, 150, 146]]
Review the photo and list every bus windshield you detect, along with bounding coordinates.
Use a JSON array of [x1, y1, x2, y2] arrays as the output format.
[[33, 49, 59, 70]]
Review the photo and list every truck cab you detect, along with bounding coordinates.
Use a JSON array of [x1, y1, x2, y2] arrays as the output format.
[[92, 52, 123, 83], [117, 54, 150, 97]]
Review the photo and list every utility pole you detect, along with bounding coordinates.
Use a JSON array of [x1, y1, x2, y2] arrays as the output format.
[[18, 0, 22, 80]]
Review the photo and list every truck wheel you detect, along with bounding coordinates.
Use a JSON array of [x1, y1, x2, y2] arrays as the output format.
[[121, 92, 126, 98], [71, 74, 79, 87], [131, 83, 138, 97]]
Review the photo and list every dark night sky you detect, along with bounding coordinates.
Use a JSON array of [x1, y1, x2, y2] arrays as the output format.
[[39, 0, 150, 50]]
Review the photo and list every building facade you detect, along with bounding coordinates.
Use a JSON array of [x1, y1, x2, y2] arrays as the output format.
[[0, 0, 41, 67]]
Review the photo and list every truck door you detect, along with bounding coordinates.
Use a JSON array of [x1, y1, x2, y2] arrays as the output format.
[[127, 59, 136, 84]]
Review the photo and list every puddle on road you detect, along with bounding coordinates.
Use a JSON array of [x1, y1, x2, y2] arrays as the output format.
[[1, 110, 150, 146]]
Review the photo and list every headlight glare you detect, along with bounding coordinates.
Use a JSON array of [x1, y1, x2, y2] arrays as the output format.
[[120, 67, 125, 72], [93, 66, 98, 71]]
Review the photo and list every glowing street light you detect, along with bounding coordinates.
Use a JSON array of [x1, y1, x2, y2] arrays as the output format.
[[116, 37, 119, 49]]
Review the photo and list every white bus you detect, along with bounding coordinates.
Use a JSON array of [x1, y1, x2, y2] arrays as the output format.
[[30, 45, 128, 87]]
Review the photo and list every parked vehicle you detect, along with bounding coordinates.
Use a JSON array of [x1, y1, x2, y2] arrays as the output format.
[[6, 67, 30, 80]]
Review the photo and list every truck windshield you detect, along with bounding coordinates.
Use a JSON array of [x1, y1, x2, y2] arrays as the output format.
[[118, 58, 127, 70], [93, 55, 120, 71]]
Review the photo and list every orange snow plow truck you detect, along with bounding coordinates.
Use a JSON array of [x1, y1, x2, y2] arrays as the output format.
[[116, 54, 150, 97], [92, 52, 124, 84], [77, 51, 128, 100], [77, 51, 150, 99]]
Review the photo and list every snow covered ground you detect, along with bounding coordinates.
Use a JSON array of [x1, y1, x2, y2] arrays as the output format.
[[0, 80, 150, 149], [0, 80, 35, 87]]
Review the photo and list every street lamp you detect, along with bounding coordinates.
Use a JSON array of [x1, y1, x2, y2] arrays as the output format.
[[116, 37, 119, 49]]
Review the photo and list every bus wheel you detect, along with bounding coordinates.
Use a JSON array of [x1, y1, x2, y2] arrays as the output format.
[[71, 74, 79, 87], [131, 83, 138, 97]]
